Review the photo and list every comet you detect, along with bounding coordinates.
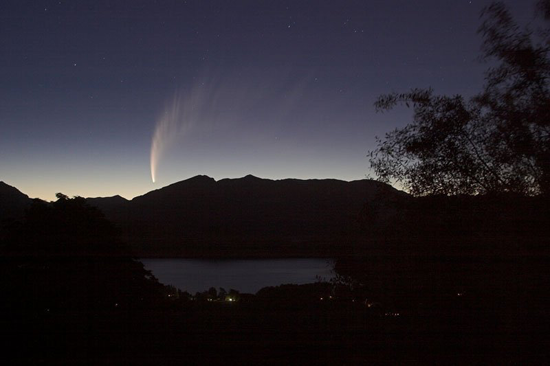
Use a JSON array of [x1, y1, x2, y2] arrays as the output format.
[[150, 87, 206, 183], [150, 93, 182, 183]]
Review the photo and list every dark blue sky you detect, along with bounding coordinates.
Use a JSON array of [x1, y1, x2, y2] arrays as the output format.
[[0, 0, 531, 200]]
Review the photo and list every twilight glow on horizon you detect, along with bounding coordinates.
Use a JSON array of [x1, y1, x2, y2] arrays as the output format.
[[0, 1, 530, 201]]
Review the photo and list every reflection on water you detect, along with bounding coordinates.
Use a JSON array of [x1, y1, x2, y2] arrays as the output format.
[[141, 258, 334, 294]]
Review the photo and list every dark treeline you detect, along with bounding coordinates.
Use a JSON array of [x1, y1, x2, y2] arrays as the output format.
[[336, 193, 550, 318], [0, 195, 165, 362]]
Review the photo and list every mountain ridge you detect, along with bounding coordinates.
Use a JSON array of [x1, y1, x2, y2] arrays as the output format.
[[87, 175, 408, 257], [1, 176, 408, 257]]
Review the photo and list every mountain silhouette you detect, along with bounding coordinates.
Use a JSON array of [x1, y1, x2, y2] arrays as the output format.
[[87, 175, 407, 257], [0, 176, 407, 257], [0, 181, 32, 221]]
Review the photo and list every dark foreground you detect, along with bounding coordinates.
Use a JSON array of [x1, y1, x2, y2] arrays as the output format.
[[1, 195, 549, 364], [1, 279, 549, 365]]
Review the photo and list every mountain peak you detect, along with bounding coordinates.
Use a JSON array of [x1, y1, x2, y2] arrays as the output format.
[[178, 175, 217, 186], [188, 175, 216, 182], [242, 174, 261, 180], [87, 194, 128, 202]]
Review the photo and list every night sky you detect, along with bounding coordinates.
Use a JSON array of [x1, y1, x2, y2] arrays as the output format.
[[0, 0, 530, 200]]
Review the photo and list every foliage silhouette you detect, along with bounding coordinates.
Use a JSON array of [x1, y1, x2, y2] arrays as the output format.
[[333, 2, 550, 351], [370, 1, 550, 196], [0, 195, 164, 359]]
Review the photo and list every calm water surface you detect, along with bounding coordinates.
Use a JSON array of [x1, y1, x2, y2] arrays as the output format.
[[141, 258, 334, 294]]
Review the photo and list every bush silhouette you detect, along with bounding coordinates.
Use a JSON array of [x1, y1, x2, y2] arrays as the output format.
[[0, 195, 164, 358]]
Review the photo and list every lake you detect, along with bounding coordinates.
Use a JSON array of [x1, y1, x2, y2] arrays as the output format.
[[141, 258, 334, 294]]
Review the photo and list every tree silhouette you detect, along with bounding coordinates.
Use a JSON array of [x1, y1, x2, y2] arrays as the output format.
[[370, 1, 550, 196], [0, 194, 163, 317]]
